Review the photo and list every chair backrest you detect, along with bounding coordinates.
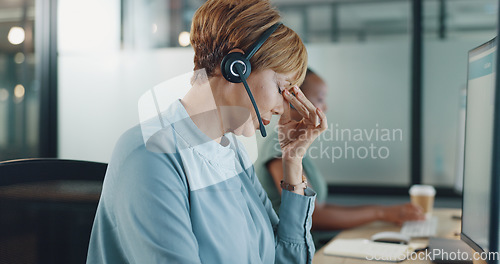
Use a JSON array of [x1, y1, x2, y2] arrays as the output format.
[[0, 158, 107, 186], [0, 158, 108, 264]]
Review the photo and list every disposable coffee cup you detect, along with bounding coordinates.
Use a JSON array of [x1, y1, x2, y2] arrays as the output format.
[[409, 185, 436, 219]]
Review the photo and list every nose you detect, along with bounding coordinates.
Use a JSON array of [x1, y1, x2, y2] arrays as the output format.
[[272, 100, 286, 116]]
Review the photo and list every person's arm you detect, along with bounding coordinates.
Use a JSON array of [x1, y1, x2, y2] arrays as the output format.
[[260, 86, 328, 263], [246, 161, 316, 264], [312, 203, 424, 229], [267, 158, 425, 230], [233, 133, 315, 264]]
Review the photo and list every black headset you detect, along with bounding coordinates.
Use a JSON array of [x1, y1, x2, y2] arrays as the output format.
[[220, 22, 282, 137]]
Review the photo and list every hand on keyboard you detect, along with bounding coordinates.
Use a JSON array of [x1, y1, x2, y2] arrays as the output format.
[[382, 203, 426, 225], [400, 217, 439, 238]]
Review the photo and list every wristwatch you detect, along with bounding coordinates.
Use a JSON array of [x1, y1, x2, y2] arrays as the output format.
[[280, 175, 308, 192]]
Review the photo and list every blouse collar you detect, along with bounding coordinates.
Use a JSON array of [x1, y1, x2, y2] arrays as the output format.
[[161, 99, 236, 170]]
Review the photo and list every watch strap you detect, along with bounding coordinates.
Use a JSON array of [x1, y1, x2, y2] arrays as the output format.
[[280, 175, 308, 192]]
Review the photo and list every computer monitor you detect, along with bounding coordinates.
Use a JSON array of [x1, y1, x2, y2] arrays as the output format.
[[461, 37, 500, 264]]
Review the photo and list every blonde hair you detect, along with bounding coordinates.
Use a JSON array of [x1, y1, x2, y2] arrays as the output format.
[[190, 0, 308, 87]]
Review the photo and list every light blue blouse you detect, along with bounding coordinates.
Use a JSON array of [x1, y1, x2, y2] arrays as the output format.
[[87, 100, 317, 263]]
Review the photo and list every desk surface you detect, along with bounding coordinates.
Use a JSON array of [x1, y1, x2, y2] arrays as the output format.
[[0, 180, 102, 202], [313, 208, 462, 264]]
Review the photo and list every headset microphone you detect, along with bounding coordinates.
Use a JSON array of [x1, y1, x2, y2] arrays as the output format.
[[220, 22, 282, 137]]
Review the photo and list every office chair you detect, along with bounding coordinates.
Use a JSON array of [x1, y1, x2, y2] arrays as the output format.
[[0, 158, 107, 264], [0, 158, 107, 185]]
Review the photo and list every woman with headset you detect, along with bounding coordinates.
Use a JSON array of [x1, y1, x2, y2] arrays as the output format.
[[87, 0, 326, 263]]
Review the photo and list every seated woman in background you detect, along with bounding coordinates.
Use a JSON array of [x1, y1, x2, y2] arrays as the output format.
[[255, 69, 425, 235]]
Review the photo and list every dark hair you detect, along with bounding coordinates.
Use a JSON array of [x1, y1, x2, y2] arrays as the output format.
[[300, 68, 317, 91], [305, 68, 315, 78]]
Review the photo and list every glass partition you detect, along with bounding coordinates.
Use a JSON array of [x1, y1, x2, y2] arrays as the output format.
[[0, 0, 38, 161], [277, 1, 412, 186], [422, 0, 498, 187]]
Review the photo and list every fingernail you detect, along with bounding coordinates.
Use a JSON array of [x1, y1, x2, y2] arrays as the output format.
[[284, 89, 290, 95], [317, 108, 322, 112]]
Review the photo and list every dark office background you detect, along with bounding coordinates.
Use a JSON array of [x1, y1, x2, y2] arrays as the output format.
[[0, 0, 497, 194]]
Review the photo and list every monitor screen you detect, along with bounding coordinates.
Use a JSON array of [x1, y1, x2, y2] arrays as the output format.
[[462, 38, 496, 254]]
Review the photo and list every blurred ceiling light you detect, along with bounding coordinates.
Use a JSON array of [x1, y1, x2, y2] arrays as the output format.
[[14, 84, 25, 98], [152, 23, 158, 34], [0, 89, 8, 102], [8, 27, 25, 45], [178, 31, 190, 47], [14, 52, 25, 64]]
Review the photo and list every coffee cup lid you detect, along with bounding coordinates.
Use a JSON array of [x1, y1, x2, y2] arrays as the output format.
[[409, 185, 436, 196]]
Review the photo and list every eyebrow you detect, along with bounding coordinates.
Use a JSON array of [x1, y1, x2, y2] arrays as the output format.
[[286, 72, 298, 87], [275, 72, 295, 89], [280, 74, 293, 86]]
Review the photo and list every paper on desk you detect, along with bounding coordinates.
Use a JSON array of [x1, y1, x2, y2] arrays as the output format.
[[323, 239, 411, 262]]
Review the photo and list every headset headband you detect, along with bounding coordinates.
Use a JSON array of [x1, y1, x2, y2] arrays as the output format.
[[245, 22, 282, 61]]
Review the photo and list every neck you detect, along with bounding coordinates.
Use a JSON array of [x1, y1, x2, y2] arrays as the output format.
[[181, 76, 226, 144]]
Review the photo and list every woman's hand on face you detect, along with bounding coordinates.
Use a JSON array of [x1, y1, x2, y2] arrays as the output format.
[[279, 86, 328, 161]]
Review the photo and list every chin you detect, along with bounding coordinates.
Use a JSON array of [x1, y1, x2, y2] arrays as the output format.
[[236, 130, 255, 137], [244, 128, 257, 137], [232, 122, 257, 137]]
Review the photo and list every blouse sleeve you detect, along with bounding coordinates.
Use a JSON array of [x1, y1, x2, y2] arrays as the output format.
[[248, 165, 317, 264]]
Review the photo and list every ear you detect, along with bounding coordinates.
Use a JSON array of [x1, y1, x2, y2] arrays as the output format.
[[220, 49, 251, 83], [214, 48, 245, 77]]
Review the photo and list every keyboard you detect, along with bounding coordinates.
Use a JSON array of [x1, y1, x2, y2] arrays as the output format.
[[323, 238, 410, 262], [400, 217, 438, 238]]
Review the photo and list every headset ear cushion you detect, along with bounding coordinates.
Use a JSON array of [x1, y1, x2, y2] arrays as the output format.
[[220, 52, 251, 83]]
